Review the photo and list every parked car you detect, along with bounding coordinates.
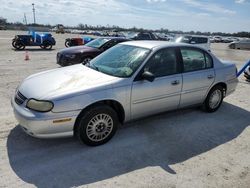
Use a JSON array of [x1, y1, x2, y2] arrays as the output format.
[[55, 24, 65, 34], [229, 39, 250, 50], [65, 37, 94, 47], [213, 36, 223, 43], [130, 32, 162, 40], [244, 66, 250, 81], [57, 37, 128, 66], [175, 35, 211, 51], [12, 31, 56, 50], [12, 41, 238, 146]]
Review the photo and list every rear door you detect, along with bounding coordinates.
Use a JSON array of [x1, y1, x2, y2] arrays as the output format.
[[179, 47, 215, 107]]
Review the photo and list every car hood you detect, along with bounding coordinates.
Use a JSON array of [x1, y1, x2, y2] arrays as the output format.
[[18, 64, 120, 100], [59, 46, 98, 54]]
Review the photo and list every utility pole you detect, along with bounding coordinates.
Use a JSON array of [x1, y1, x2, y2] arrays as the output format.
[[23, 13, 27, 25], [32, 3, 36, 24]]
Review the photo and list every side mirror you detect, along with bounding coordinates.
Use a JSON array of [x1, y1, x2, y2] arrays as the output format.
[[141, 71, 155, 82]]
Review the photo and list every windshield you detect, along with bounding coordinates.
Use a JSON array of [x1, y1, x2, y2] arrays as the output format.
[[85, 38, 110, 48], [89, 44, 150, 78]]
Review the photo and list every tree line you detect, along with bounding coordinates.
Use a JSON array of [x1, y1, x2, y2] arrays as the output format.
[[0, 17, 249, 38]]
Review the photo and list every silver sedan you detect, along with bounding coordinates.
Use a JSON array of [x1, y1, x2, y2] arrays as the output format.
[[12, 41, 238, 146], [229, 39, 250, 50]]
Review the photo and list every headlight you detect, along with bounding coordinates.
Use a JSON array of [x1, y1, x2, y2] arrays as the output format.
[[26, 99, 54, 112], [65, 54, 76, 59]]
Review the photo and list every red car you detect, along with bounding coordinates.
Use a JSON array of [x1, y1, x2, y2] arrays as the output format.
[[57, 37, 129, 66], [64, 37, 94, 47]]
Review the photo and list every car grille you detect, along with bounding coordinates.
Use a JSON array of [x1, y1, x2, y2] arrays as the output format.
[[15, 91, 27, 105]]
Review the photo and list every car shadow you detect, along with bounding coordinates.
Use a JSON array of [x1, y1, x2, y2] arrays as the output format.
[[7, 102, 250, 188], [12, 48, 56, 52]]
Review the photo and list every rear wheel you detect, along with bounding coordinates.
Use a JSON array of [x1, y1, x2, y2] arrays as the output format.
[[76, 105, 118, 146], [65, 40, 71, 47], [12, 40, 25, 50], [202, 85, 224, 112]]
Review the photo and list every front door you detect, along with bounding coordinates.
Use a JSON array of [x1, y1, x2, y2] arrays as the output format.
[[131, 48, 182, 120]]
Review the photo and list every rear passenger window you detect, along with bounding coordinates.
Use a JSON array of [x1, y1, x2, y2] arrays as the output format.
[[181, 48, 212, 72], [205, 53, 213, 68]]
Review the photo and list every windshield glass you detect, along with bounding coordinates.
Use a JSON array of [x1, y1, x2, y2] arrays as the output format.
[[85, 38, 110, 48], [89, 44, 150, 78]]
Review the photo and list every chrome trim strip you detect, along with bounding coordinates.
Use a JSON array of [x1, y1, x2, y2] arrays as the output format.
[[133, 92, 181, 104]]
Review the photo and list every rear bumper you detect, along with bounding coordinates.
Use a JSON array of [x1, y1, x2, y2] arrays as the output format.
[[226, 77, 238, 96], [11, 96, 80, 138]]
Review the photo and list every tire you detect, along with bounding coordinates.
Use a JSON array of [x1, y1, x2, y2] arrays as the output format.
[[81, 57, 92, 65], [229, 44, 235, 49], [46, 45, 53, 50], [202, 85, 224, 113], [76, 105, 118, 146], [40, 43, 52, 50], [12, 40, 25, 50], [65, 40, 70, 47]]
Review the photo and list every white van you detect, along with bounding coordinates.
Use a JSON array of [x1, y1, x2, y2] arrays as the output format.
[[175, 35, 211, 51]]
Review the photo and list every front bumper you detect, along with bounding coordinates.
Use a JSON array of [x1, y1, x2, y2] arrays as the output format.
[[11, 96, 80, 138], [56, 53, 80, 66]]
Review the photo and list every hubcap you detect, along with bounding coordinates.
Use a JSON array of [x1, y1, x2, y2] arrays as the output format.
[[209, 89, 222, 109], [82, 58, 91, 65], [86, 113, 113, 142]]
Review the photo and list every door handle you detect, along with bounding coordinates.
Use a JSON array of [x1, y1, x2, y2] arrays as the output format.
[[207, 75, 214, 79], [171, 80, 180, 85]]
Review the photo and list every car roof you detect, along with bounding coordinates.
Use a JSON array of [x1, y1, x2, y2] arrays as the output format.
[[97, 37, 126, 40], [121, 40, 197, 50]]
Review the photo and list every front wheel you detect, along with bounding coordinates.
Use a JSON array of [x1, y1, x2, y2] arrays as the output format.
[[40, 44, 52, 50], [229, 44, 235, 49], [76, 105, 118, 146], [202, 85, 224, 112], [81, 57, 92, 65]]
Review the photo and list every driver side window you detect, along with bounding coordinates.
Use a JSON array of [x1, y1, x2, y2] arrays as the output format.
[[102, 40, 116, 50], [144, 48, 178, 77]]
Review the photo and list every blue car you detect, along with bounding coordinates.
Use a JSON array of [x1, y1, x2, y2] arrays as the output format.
[[12, 31, 56, 50]]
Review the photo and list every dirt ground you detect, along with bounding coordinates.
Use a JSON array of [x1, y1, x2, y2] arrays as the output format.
[[0, 30, 249, 188]]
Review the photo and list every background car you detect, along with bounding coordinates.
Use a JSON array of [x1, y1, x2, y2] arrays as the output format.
[[12, 41, 238, 146], [229, 39, 250, 50], [65, 37, 94, 47], [175, 35, 211, 51], [57, 37, 129, 66], [12, 31, 56, 50], [129, 31, 167, 40]]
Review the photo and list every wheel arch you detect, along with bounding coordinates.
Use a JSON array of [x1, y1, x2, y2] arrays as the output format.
[[73, 99, 125, 134], [206, 82, 227, 100]]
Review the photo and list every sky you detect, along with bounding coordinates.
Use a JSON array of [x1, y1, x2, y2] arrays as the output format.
[[0, 0, 250, 33]]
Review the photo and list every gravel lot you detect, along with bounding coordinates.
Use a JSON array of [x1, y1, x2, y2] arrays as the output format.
[[0, 30, 249, 188]]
